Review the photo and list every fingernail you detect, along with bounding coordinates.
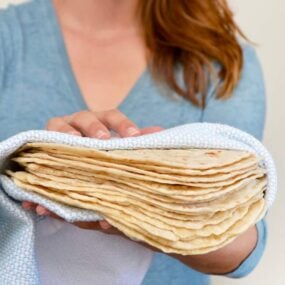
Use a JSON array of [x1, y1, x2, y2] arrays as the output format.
[[95, 130, 109, 139], [99, 220, 111, 230], [22, 202, 32, 210], [68, 131, 81, 136], [36, 207, 48, 216], [126, 127, 140, 137], [23, 204, 32, 210]]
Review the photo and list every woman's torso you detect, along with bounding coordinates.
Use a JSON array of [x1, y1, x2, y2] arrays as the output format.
[[0, 0, 266, 284], [0, 1, 209, 284]]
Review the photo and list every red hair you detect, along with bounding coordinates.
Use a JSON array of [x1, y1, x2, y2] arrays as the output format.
[[138, 0, 245, 107]]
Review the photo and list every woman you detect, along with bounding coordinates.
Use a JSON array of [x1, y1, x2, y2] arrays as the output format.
[[0, 0, 267, 284]]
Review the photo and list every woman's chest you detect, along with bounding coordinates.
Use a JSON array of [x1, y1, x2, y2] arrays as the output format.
[[0, 74, 202, 141], [63, 28, 147, 111]]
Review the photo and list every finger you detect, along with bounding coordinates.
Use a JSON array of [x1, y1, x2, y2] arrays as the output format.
[[72, 221, 123, 236], [99, 220, 125, 235], [101, 227, 122, 235], [140, 126, 164, 135], [99, 220, 112, 230], [96, 109, 140, 138], [46, 117, 82, 136], [73, 221, 102, 230], [36, 205, 51, 216], [72, 220, 119, 234], [22, 201, 37, 210], [67, 111, 111, 139], [110, 126, 162, 138], [35, 205, 63, 220]]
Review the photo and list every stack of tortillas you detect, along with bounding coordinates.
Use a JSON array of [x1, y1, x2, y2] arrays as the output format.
[[7, 143, 267, 255]]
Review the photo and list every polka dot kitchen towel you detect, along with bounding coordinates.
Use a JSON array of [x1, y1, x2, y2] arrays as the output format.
[[0, 123, 278, 284]]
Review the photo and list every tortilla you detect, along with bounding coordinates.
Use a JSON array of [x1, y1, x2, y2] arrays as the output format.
[[21, 143, 254, 170], [13, 155, 265, 188], [7, 143, 268, 255]]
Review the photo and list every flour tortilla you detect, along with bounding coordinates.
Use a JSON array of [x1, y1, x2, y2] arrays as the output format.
[[8, 143, 268, 254], [117, 156, 260, 176], [41, 147, 260, 176], [71, 191, 251, 241], [8, 170, 233, 229], [63, 191, 259, 241], [10, 177, 265, 247], [105, 216, 238, 255], [22, 143, 253, 170], [10, 167, 266, 215], [136, 195, 262, 230], [23, 163, 264, 198], [13, 155, 265, 188], [9, 169, 262, 210], [102, 199, 265, 254], [26, 151, 260, 183], [10, 167, 262, 205], [12, 170, 265, 211], [9, 168, 263, 228]]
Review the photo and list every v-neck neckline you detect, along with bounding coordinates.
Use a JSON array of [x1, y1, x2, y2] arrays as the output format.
[[44, 0, 148, 112]]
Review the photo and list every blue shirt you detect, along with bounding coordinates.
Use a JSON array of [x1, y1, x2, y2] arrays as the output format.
[[0, 0, 267, 284]]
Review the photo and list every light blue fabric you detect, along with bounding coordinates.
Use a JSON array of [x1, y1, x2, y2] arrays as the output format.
[[0, 0, 270, 284]]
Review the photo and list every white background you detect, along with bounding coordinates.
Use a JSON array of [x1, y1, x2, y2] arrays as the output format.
[[1, 0, 284, 284]]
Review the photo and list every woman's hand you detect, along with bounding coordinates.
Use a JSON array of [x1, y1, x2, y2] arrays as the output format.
[[22, 109, 163, 236], [46, 109, 150, 138]]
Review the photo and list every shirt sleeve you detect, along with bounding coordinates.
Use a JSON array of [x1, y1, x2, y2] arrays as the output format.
[[226, 219, 267, 278], [202, 44, 267, 278]]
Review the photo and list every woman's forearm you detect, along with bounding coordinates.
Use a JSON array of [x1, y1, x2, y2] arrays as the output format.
[[170, 225, 258, 275]]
